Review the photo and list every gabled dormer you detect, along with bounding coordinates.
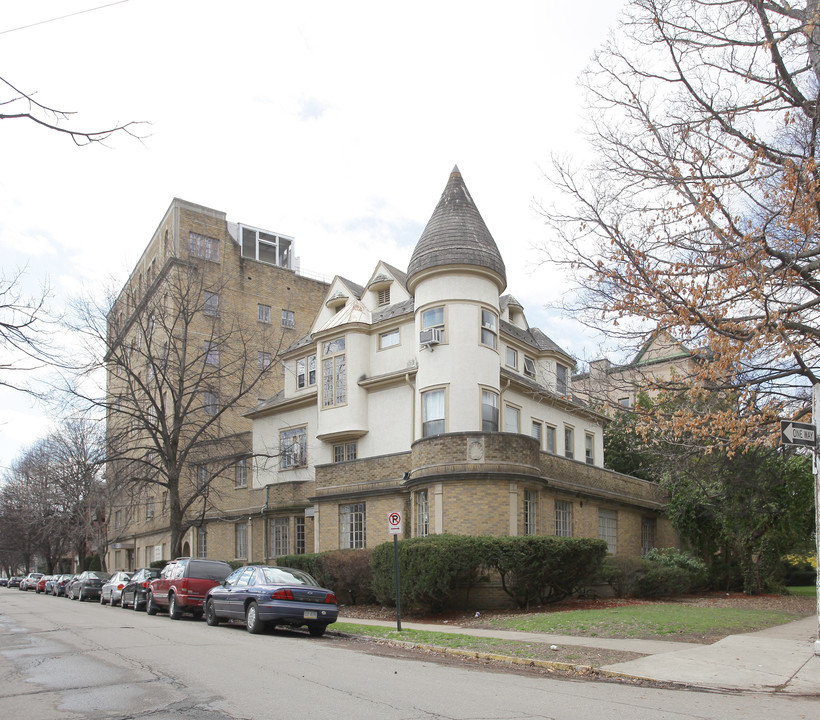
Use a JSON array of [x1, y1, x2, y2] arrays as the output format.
[[363, 262, 411, 312], [311, 276, 365, 331]]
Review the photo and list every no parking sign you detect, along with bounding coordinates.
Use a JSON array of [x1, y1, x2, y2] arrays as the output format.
[[388, 511, 403, 535]]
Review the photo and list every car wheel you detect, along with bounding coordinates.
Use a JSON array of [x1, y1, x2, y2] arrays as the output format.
[[308, 624, 327, 638], [205, 599, 220, 626], [246, 601, 265, 634], [78, 589, 85, 602], [168, 593, 182, 620], [100, 592, 106, 605], [145, 591, 158, 616]]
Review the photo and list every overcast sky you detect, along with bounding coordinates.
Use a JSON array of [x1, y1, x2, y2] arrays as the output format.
[[0, 0, 626, 471]]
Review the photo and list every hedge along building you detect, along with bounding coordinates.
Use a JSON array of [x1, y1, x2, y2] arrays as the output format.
[[248, 167, 676, 562]]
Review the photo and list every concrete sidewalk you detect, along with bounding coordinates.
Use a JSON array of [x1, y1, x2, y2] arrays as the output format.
[[338, 614, 820, 694]]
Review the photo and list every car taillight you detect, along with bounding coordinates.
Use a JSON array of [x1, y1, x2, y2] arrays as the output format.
[[325, 592, 337, 604], [270, 588, 294, 600], [141, 581, 149, 588], [117, 584, 125, 590]]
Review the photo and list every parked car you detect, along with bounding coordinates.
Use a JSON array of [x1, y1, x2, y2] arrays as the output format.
[[67, 571, 111, 601], [0, 577, 8, 587], [100, 572, 133, 606], [120, 568, 161, 610], [43, 576, 59, 594], [19, 572, 43, 591], [7, 576, 23, 588], [54, 574, 74, 597], [35, 575, 52, 593], [204, 565, 338, 635], [147, 558, 232, 620]]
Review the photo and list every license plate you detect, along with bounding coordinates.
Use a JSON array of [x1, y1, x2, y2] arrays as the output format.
[[304, 610, 317, 619]]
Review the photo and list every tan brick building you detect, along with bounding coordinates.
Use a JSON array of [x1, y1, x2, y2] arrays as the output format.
[[249, 168, 676, 564], [105, 199, 328, 571]]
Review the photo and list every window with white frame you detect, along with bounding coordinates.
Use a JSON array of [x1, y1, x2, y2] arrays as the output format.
[[333, 442, 357, 462], [564, 425, 574, 459], [204, 291, 219, 316], [506, 346, 518, 368], [258, 351, 272, 370], [585, 433, 595, 465], [203, 391, 218, 415], [197, 526, 207, 558], [531, 421, 542, 446], [240, 226, 292, 268], [523, 356, 536, 378], [598, 509, 617, 554], [115, 510, 122, 529], [204, 341, 219, 365], [196, 465, 209, 489], [524, 489, 537, 535], [297, 354, 316, 389], [480, 309, 497, 349], [282, 309, 295, 328], [271, 517, 289, 557], [421, 306, 445, 341], [280, 426, 307, 469], [416, 490, 429, 537], [258, 304, 272, 323], [556, 363, 569, 395], [546, 425, 556, 453], [641, 517, 657, 555], [422, 388, 445, 437], [555, 500, 573, 537], [146, 496, 155, 519], [235, 458, 247, 488], [379, 328, 400, 349], [295, 516, 306, 554], [189, 232, 219, 261], [235, 522, 247, 559], [482, 389, 499, 432], [505, 404, 520, 433], [340, 503, 366, 549], [322, 338, 346, 407]]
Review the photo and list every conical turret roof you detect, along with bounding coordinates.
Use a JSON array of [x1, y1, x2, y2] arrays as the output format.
[[406, 166, 506, 292]]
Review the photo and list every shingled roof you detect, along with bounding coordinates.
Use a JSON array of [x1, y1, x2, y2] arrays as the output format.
[[406, 166, 507, 292]]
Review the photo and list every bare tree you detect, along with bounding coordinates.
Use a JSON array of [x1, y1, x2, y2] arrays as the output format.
[[1, 74, 146, 146], [541, 0, 820, 449], [66, 256, 286, 559]]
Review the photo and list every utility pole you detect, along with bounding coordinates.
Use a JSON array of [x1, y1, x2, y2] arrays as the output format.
[[813, 385, 820, 656]]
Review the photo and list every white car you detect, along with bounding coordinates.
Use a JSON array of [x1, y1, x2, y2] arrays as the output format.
[[19, 572, 43, 591], [100, 571, 133, 606]]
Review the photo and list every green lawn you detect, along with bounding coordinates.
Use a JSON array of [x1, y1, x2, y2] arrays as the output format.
[[787, 585, 817, 598]]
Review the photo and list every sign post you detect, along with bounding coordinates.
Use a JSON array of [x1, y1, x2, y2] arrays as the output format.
[[388, 511, 403, 632]]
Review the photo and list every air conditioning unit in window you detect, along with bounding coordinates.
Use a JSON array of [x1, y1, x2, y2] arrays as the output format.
[[419, 328, 443, 348]]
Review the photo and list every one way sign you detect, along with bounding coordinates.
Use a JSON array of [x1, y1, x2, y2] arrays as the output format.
[[780, 420, 817, 447]]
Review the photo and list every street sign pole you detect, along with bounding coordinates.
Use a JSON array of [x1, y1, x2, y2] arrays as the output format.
[[813, 385, 820, 656], [387, 511, 403, 632]]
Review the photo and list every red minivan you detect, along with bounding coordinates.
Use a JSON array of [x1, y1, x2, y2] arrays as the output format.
[[146, 557, 232, 620]]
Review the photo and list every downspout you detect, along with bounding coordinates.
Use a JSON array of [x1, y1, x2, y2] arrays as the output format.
[[262, 484, 270, 564], [405, 372, 416, 443]]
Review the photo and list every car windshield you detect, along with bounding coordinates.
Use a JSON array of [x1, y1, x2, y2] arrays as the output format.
[[259, 567, 318, 586], [90, 572, 111, 580]]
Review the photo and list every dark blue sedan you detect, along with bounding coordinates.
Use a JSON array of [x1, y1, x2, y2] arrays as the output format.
[[204, 565, 338, 635]]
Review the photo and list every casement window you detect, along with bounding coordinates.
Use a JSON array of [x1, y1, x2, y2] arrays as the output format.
[[598, 509, 618, 554], [203, 391, 218, 415], [162, 492, 168, 513], [379, 328, 400, 349], [281, 309, 295, 328], [618, 397, 631, 408], [271, 517, 289, 557], [146, 496, 155, 520], [506, 347, 518, 369], [556, 363, 569, 395], [333, 442, 357, 462], [546, 425, 556, 453], [421, 306, 445, 341], [295, 517, 306, 554], [240, 225, 293, 269], [504, 404, 520, 433], [197, 526, 207, 558], [564, 425, 574, 459], [189, 232, 219, 261], [258, 351, 272, 370], [641, 517, 657, 556], [115, 510, 122, 529], [531, 421, 542, 446], [585, 433, 595, 465], [280, 426, 307, 469], [235, 522, 247, 559], [416, 490, 429, 537], [480, 309, 497, 349], [204, 341, 219, 366], [524, 489, 537, 535], [555, 500, 573, 537], [235, 459, 247, 488], [196, 465, 209, 489], [523, 356, 536, 379], [340, 503, 366, 549], [297, 354, 317, 389], [481, 389, 499, 432], [378, 287, 390, 306], [204, 291, 219, 316], [258, 304, 272, 323], [322, 338, 346, 407], [422, 389, 446, 437]]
